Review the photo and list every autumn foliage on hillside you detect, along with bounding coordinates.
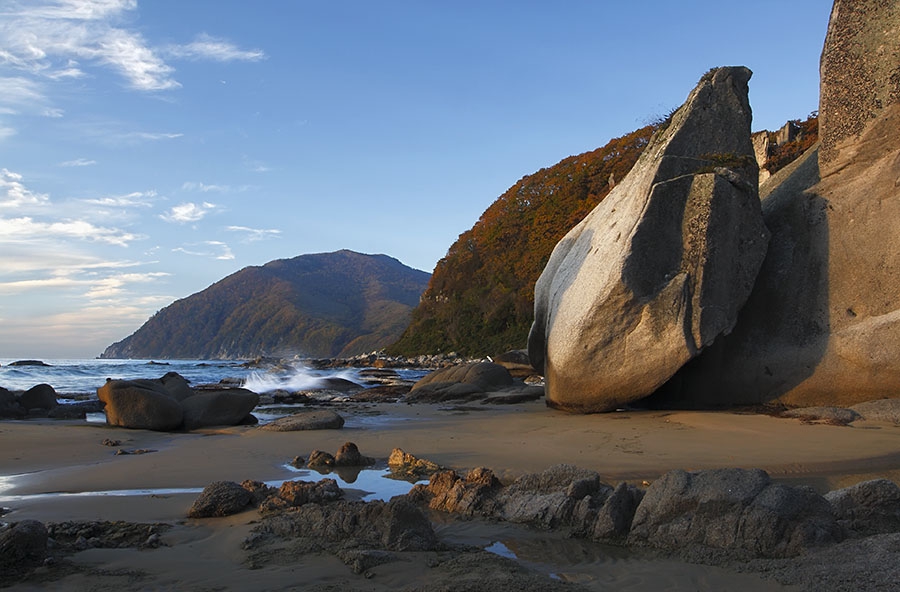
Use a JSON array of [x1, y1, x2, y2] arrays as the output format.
[[763, 113, 819, 174], [388, 125, 657, 356]]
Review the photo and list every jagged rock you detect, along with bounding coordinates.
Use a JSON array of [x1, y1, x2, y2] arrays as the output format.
[[529, 67, 768, 412], [423, 468, 503, 516], [497, 464, 610, 529], [825, 479, 900, 536], [656, 2, 900, 408], [628, 468, 840, 558], [0, 520, 48, 579], [20, 383, 58, 410], [253, 498, 438, 552], [97, 380, 184, 431], [590, 482, 645, 541], [260, 409, 345, 431], [180, 388, 259, 430], [240, 480, 277, 506], [407, 362, 515, 402], [273, 479, 343, 508], [387, 448, 442, 478], [188, 481, 252, 518]]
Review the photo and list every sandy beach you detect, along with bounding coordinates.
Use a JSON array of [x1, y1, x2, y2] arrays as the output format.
[[2, 401, 899, 590]]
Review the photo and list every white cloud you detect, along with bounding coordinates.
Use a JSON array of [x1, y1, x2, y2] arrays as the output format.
[[60, 157, 97, 167], [182, 181, 228, 193], [81, 190, 156, 207], [226, 225, 281, 242], [0, 125, 16, 140], [166, 33, 265, 62], [0, 216, 141, 246], [160, 201, 217, 223], [125, 131, 183, 141], [0, 168, 50, 208], [172, 240, 234, 260]]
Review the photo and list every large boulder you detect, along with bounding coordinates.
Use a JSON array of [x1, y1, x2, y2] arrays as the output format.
[[529, 66, 769, 412], [654, 1, 900, 407], [628, 468, 840, 558], [180, 388, 259, 430], [825, 478, 900, 536], [0, 520, 48, 580], [97, 380, 184, 431]]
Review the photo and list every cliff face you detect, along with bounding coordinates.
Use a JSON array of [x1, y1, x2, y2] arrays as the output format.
[[388, 125, 656, 357], [101, 250, 430, 360]]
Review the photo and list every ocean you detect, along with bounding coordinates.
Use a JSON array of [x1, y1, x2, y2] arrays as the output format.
[[0, 358, 428, 398]]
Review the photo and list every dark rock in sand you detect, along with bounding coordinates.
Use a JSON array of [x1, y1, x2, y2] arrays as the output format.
[[306, 449, 336, 468], [97, 380, 184, 431], [628, 468, 841, 558], [254, 498, 438, 553], [0, 519, 48, 579], [590, 481, 645, 541], [20, 383, 58, 410], [498, 464, 610, 529], [180, 388, 259, 430], [240, 480, 278, 506], [825, 479, 900, 537], [48, 399, 103, 419], [481, 385, 544, 405], [334, 442, 374, 467], [272, 478, 343, 508], [0, 388, 26, 419], [260, 409, 345, 431], [188, 481, 252, 518]]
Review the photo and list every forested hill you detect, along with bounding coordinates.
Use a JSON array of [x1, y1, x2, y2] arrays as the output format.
[[101, 250, 430, 359], [388, 124, 657, 357], [387, 112, 819, 358]]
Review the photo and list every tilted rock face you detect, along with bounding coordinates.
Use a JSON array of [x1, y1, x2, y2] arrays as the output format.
[[654, 0, 900, 407], [528, 67, 769, 412]]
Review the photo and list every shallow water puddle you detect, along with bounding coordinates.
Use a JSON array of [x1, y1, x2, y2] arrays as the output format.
[[0, 467, 424, 506]]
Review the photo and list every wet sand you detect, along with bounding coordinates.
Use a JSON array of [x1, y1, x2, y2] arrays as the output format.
[[2, 401, 899, 590]]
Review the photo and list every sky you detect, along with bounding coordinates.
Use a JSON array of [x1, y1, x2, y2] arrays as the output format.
[[0, 0, 832, 359]]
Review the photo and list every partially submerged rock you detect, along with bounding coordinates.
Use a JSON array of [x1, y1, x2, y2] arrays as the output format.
[[387, 447, 443, 478], [260, 409, 345, 431], [529, 67, 768, 412], [406, 361, 515, 403]]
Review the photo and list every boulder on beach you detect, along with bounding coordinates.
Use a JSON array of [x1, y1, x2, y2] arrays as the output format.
[[825, 478, 900, 537], [406, 361, 516, 403], [260, 409, 345, 431], [180, 388, 259, 430], [529, 66, 769, 412], [0, 520, 48, 579], [0, 388, 26, 419], [188, 481, 253, 518], [654, 1, 900, 408], [98, 380, 184, 431], [19, 383, 58, 411]]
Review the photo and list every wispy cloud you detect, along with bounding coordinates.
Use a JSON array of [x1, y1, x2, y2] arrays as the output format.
[[226, 225, 281, 242], [182, 181, 229, 193], [0, 168, 50, 209], [172, 240, 234, 260], [0, 125, 14, 140], [124, 131, 183, 141], [0, 216, 142, 246], [81, 190, 156, 208], [160, 201, 217, 223], [60, 157, 97, 167], [165, 33, 265, 63]]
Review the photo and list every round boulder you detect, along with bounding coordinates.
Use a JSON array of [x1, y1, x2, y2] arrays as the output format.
[[20, 383, 58, 410], [188, 481, 252, 518], [260, 409, 345, 432]]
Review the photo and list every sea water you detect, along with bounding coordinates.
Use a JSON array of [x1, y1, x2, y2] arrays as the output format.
[[0, 358, 427, 397]]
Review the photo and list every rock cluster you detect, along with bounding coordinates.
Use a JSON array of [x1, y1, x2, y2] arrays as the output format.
[[97, 372, 258, 431], [0, 384, 59, 419]]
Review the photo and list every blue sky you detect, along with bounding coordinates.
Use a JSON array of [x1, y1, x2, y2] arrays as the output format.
[[0, 0, 831, 358]]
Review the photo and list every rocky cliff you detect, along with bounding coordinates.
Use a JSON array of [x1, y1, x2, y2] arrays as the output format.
[[101, 250, 430, 360]]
